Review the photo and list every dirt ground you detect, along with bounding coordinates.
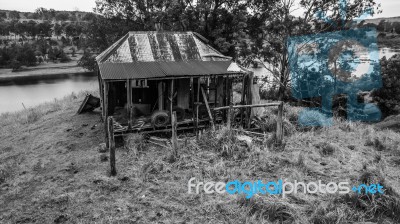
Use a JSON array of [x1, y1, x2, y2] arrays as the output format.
[[1, 92, 400, 223]]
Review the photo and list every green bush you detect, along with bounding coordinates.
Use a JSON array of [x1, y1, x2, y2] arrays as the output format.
[[78, 50, 96, 71], [372, 55, 400, 117]]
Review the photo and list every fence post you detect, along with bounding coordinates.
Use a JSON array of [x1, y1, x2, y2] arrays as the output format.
[[108, 116, 117, 176], [227, 104, 232, 129], [276, 102, 284, 144], [171, 111, 178, 157]]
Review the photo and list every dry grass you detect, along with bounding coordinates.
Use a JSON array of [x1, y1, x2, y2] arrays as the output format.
[[1, 95, 400, 223]]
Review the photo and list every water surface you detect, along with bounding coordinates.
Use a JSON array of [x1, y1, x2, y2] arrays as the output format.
[[0, 73, 98, 114]]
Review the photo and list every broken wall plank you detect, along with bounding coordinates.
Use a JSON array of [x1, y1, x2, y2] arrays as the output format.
[[200, 87, 215, 131]]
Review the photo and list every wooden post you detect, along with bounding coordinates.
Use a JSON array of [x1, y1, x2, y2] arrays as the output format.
[[108, 116, 117, 176], [196, 78, 200, 138], [158, 81, 164, 110], [104, 82, 109, 148], [201, 87, 215, 131], [213, 76, 218, 121], [227, 104, 232, 129], [240, 76, 246, 126], [127, 79, 132, 129], [104, 81, 109, 120], [246, 73, 254, 129], [276, 102, 284, 144], [171, 111, 178, 157], [190, 78, 196, 134], [170, 79, 174, 125]]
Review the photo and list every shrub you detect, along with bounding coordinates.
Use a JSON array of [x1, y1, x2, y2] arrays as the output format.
[[11, 59, 21, 71], [59, 51, 71, 62], [124, 134, 146, 156], [78, 50, 96, 71], [365, 137, 390, 151], [298, 109, 329, 127], [315, 142, 337, 156], [25, 108, 41, 124]]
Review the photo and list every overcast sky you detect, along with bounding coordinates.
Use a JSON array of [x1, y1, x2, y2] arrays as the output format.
[[0, 0, 398, 19]]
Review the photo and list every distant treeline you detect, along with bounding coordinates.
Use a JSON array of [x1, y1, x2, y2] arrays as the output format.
[[0, 8, 94, 22], [0, 8, 102, 70], [359, 20, 400, 34]]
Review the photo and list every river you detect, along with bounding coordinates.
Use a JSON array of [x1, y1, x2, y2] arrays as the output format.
[[0, 73, 98, 114]]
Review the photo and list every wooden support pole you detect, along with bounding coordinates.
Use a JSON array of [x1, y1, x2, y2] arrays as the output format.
[[201, 87, 215, 131], [246, 73, 254, 129], [240, 76, 246, 125], [107, 116, 117, 176], [171, 111, 178, 157], [190, 78, 196, 134], [196, 78, 200, 138], [158, 81, 164, 110], [170, 79, 174, 119], [127, 79, 132, 129], [276, 101, 284, 144], [227, 104, 232, 129], [104, 82, 109, 148], [104, 81, 109, 119], [213, 76, 218, 121]]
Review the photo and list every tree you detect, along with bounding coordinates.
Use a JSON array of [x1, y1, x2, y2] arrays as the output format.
[[82, 13, 97, 21], [372, 55, 400, 117], [55, 12, 69, 21], [0, 12, 7, 19], [27, 20, 38, 38], [240, 0, 380, 101], [377, 19, 386, 32], [94, 0, 249, 56], [64, 24, 76, 38], [9, 11, 20, 20], [36, 21, 52, 37], [54, 23, 63, 39], [16, 44, 37, 66], [393, 22, 400, 34], [78, 49, 96, 71]]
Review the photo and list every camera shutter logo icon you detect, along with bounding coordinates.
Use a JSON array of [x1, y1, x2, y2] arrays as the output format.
[[287, 1, 382, 127]]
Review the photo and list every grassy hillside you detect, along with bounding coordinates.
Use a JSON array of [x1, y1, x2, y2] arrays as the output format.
[[1, 92, 400, 223]]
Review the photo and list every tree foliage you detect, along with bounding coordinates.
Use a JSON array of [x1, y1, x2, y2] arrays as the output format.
[[239, 0, 380, 100], [372, 55, 400, 117], [78, 49, 96, 71], [94, 0, 249, 55]]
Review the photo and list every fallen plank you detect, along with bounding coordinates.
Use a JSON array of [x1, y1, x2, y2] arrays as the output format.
[[213, 103, 281, 111]]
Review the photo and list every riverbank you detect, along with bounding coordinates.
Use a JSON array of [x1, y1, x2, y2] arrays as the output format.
[[0, 58, 90, 82], [1, 92, 400, 223]]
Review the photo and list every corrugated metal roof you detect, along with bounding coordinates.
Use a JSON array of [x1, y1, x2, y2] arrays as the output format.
[[98, 61, 236, 80], [96, 31, 229, 63]]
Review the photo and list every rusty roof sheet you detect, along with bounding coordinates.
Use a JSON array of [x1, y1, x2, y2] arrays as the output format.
[[96, 31, 231, 63], [98, 61, 236, 80]]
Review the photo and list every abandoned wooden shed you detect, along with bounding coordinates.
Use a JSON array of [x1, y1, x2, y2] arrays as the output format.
[[95, 31, 254, 135]]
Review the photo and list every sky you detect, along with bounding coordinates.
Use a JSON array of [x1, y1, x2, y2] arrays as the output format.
[[0, 0, 96, 12], [0, 0, 398, 19]]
